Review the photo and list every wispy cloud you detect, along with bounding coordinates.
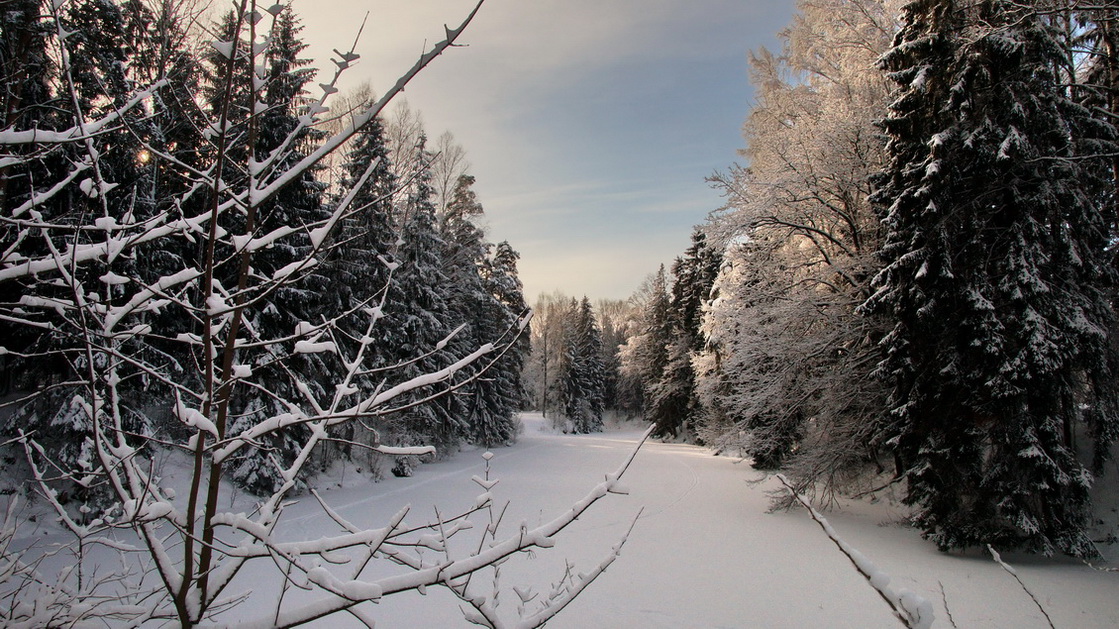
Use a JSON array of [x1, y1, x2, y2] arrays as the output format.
[[297, 0, 796, 300]]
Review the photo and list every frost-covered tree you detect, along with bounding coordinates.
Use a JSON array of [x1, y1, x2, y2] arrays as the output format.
[[524, 291, 574, 417], [596, 299, 630, 415], [867, 0, 1119, 556], [432, 130, 471, 214], [197, 4, 330, 493], [316, 99, 398, 465], [556, 297, 605, 433], [477, 240, 531, 441], [617, 266, 671, 421], [440, 175, 526, 447], [696, 0, 894, 497]]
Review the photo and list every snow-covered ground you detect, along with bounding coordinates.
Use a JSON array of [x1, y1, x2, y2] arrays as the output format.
[[255, 412, 1119, 627], [7, 412, 1118, 627]]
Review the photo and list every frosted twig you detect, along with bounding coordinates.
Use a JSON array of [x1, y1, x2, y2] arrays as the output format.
[[938, 581, 958, 628], [986, 545, 1056, 629], [776, 474, 933, 629], [516, 507, 644, 629]]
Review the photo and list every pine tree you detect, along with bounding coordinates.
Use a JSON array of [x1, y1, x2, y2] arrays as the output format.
[[617, 266, 671, 423], [317, 106, 398, 464], [868, 0, 1119, 556], [0, 0, 162, 502], [486, 241, 531, 419], [439, 178, 526, 447], [201, 6, 329, 493], [558, 297, 605, 434], [597, 303, 626, 415], [468, 240, 529, 446], [0, 0, 65, 395]]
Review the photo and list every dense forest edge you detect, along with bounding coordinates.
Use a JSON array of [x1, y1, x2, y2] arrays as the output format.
[[550, 0, 1119, 561]]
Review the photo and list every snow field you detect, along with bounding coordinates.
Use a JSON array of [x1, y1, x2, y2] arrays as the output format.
[[5, 412, 1116, 627], [253, 412, 1118, 627]]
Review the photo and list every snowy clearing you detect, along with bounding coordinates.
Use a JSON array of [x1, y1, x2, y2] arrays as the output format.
[[7, 412, 1117, 627], [251, 412, 1119, 627]]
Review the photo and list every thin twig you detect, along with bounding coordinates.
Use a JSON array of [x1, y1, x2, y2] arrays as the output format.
[[986, 545, 1056, 629]]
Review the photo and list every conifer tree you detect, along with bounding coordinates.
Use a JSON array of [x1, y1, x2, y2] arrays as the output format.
[[617, 266, 671, 422], [200, 5, 328, 493], [466, 240, 529, 446], [0, 0, 162, 498], [558, 297, 605, 434], [376, 136, 462, 470], [317, 107, 397, 464], [868, 0, 1119, 555], [440, 178, 526, 446], [121, 0, 207, 346], [486, 241, 531, 417], [597, 303, 626, 415], [0, 0, 66, 418], [647, 229, 722, 439]]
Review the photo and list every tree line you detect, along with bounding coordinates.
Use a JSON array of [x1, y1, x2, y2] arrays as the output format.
[[0, 0, 530, 500], [617, 0, 1119, 558], [520, 229, 722, 437]]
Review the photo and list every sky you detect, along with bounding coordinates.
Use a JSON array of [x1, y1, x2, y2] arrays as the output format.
[[297, 0, 798, 301]]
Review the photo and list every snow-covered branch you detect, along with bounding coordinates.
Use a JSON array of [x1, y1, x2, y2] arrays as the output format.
[[776, 474, 933, 629], [0, 0, 637, 626]]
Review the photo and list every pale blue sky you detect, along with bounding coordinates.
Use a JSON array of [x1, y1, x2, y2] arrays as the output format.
[[300, 0, 797, 301]]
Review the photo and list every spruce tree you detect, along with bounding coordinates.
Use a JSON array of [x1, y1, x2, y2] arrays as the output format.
[[597, 306, 625, 415], [318, 107, 398, 463], [121, 0, 208, 364], [376, 136, 462, 469], [648, 229, 722, 439], [1, 0, 161, 502], [485, 240, 531, 424], [560, 297, 605, 434], [619, 265, 671, 422], [868, 0, 1119, 556], [440, 178, 526, 446], [201, 6, 328, 493], [0, 0, 63, 402]]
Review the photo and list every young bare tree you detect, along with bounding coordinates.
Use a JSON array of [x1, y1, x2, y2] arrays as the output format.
[[0, 1, 643, 625]]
